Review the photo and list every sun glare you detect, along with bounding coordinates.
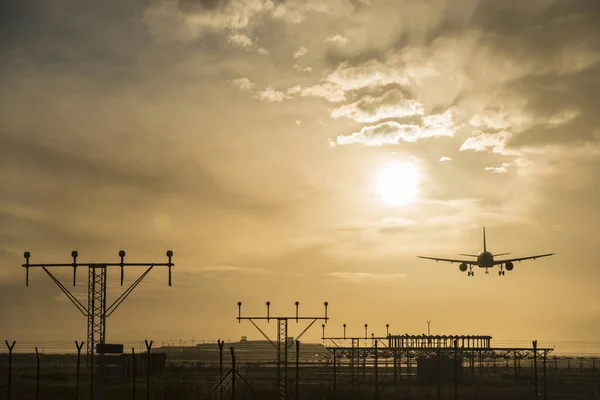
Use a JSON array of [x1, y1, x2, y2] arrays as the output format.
[[376, 161, 420, 206]]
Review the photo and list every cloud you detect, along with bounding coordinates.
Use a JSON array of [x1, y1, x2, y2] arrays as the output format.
[[460, 131, 519, 155], [326, 60, 410, 92], [142, 0, 276, 42], [485, 162, 512, 174], [325, 34, 349, 45], [289, 83, 346, 102], [229, 77, 255, 91], [327, 272, 407, 283], [293, 64, 312, 73], [330, 89, 424, 123], [439, 156, 452, 162], [256, 47, 270, 55], [254, 86, 288, 102], [336, 121, 421, 146], [469, 110, 524, 131], [335, 111, 456, 146], [421, 110, 456, 138], [293, 46, 308, 58], [271, 0, 357, 24], [227, 33, 254, 48]]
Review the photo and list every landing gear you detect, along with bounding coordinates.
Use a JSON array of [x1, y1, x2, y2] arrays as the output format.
[[468, 266, 474, 276], [498, 270, 505, 276]]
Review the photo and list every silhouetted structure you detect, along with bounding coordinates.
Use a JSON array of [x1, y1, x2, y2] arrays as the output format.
[[236, 301, 329, 400], [21, 250, 174, 396]]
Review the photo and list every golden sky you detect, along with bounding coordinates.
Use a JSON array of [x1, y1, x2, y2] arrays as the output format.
[[1, 0, 599, 344]]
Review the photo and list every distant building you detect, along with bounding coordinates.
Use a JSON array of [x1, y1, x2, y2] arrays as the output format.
[[241, 336, 248, 342]]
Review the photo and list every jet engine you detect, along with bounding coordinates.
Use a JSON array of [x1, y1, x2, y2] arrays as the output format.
[[459, 263, 468, 272], [505, 261, 514, 271]]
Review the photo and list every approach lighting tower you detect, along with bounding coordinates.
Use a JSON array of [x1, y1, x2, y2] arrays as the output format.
[[22, 250, 174, 373], [237, 301, 329, 400]]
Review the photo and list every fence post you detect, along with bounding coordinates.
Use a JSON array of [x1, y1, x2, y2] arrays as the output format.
[[533, 340, 538, 399], [374, 340, 379, 400], [35, 347, 40, 400], [514, 350, 518, 380], [230, 347, 236, 400], [6, 340, 16, 400], [393, 349, 398, 383], [132, 347, 136, 398], [75, 341, 84, 400], [295, 340, 300, 400], [333, 349, 337, 395], [437, 348, 441, 400], [543, 350, 547, 400], [454, 339, 458, 400], [218, 340, 224, 400], [145, 340, 153, 400]]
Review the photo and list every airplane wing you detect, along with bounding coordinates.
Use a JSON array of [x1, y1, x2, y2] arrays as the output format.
[[493, 253, 555, 265], [417, 256, 478, 265]]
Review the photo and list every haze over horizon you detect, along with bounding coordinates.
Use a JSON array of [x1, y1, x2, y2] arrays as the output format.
[[1, 0, 599, 345]]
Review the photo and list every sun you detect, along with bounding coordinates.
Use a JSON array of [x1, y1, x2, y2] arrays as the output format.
[[376, 161, 420, 206]]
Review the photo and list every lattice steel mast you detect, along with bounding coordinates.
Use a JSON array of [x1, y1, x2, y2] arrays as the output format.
[[22, 250, 174, 372], [236, 301, 328, 400]]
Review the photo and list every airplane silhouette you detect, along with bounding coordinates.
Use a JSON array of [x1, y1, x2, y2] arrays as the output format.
[[417, 227, 554, 276]]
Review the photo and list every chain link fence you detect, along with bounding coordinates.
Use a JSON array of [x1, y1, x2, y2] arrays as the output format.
[[1, 341, 600, 399]]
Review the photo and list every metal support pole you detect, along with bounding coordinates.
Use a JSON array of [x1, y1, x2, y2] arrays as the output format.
[[437, 348, 441, 400], [363, 350, 366, 380], [374, 340, 379, 400], [132, 347, 136, 399], [145, 340, 153, 400], [543, 350, 547, 400], [393, 349, 398, 383], [35, 347, 40, 400], [454, 339, 458, 400], [6, 340, 15, 400], [76, 341, 84, 400], [219, 340, 224, 400], [352, 340, 356, 393], [277, 318, 289, 399], [230, 348, 236, 400], [333, 349, 337, 394], [533, 340, 538, 399], [295, 340, 300, 400]]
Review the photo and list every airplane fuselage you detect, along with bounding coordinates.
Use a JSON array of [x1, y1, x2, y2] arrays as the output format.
[[477, 251, 494, 268]]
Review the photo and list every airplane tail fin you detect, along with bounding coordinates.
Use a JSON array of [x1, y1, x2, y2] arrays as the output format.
[[483, 227, 487, 252]]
